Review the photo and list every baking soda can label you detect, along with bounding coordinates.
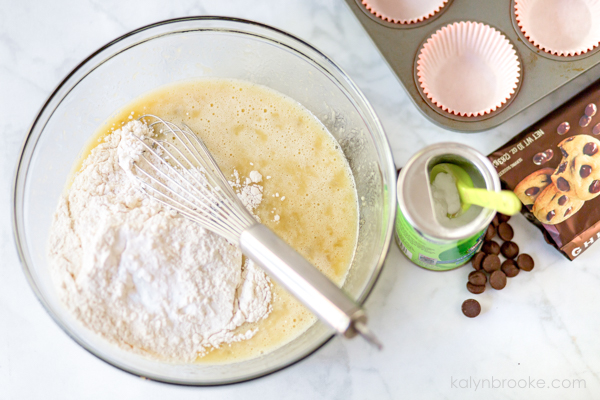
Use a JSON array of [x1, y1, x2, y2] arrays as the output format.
[[394, 205, 484, 270]]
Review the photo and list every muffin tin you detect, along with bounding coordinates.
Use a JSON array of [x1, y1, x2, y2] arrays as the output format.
[[346, 0, 600, 132]]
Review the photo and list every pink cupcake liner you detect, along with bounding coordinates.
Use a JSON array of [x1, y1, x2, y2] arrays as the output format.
[[515, 0, 600, 56], [416, 21, 521, 117], [361, 0, 449, 25]]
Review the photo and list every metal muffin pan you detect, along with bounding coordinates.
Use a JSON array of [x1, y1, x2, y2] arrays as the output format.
[[346, 0, 600, 132]]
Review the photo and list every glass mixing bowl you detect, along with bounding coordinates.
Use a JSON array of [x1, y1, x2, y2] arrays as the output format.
[[12, 17, 396, 385]]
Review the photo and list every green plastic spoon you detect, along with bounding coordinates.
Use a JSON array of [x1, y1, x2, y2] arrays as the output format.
[[430, 163, 521, 217]]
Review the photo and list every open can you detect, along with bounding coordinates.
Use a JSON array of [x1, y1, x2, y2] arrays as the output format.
[[395, 143, 501, 270]]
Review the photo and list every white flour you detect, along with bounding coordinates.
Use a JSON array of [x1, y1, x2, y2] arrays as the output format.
[[48, 120, 272, 362], [229, 169, 264, 212], [431, 172, 462, 226]]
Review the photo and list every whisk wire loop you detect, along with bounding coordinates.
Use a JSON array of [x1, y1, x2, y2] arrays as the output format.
[[167, 120, 255, 231], [128, 114, 257, 243], [131, 153, 239, 241], [142, 140, 233, 224]]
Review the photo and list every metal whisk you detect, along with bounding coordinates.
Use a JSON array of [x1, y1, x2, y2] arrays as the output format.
[[127, 114, 382, 349]]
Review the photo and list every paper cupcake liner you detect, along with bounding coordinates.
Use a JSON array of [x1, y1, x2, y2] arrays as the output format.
[[515, 0, 600, 56], [361, 0, 449, 25], [416, 21, 521, 117]]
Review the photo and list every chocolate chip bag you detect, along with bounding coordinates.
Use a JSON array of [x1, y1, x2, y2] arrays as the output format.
[[488, 80, 600, 260]]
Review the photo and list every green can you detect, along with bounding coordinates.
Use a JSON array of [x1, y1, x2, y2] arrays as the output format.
[[395, 143, 501, 271]]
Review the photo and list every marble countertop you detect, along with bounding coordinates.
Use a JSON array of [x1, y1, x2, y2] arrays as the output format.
[[1, 0, 599, 399]]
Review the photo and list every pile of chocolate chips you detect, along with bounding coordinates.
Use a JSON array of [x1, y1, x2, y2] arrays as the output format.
[[461, 213, 535, 318]]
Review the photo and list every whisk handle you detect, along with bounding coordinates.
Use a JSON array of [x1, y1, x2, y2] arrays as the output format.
[[240, 223, 366, 337]]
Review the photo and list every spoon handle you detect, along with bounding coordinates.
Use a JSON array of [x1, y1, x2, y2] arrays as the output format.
[[459, 187, 521, 216]]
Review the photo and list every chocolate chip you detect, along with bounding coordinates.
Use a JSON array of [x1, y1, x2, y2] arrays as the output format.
[[561, 147, 569, 158], [533, 152, 548, 165], [583, 142, 598, 156], [594, 123, 600, 135], [467, 282, 485, 294], [580, 115, 591, 127], [462, 299, 481, 318], [482, 241, 500, 255], [525, 187, 540, 196], [500, 241, 519, 259], [564, 207, 573, 217], [558, 195, 568, 205], [471, 251, 486, 271], [482, 254, 501, 273], [492, 214, 500, 227], [590, 180, 600, 193], [580, 165, 592, 178], [586, 103, 597, 117], [556, 162, 567, 174], [469, 271, 487, 286], [489, 270, 507, 290], [546, 210, 556, 221], [497, 213, 511, 223], [516, 254, 534, 271], [557, 122, 570, 135], [501, 259, 520, 278], [485, 224, 496, 241], [556, 177, 571, 192], [498, 222, 514, 241]]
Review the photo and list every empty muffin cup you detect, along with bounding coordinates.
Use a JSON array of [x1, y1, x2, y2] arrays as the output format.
[[416, 21, 521, 117], [515, 0, 600, 56], [361, 0, 448, 25]]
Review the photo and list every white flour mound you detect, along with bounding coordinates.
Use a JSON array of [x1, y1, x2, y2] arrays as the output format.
[[431, 172, 461, 225], [48, 120, 272, 362]]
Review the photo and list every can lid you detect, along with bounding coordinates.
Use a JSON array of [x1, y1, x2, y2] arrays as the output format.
[[397, 143, 500, 240]]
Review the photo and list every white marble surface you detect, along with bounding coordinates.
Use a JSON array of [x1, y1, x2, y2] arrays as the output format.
[[2, 0, 600, 399]]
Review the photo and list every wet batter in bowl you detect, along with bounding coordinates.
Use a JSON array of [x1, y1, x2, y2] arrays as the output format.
[[48, 79, 359, 363]]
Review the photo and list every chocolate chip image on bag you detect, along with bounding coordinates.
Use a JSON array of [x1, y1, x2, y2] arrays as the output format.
[[489, 79, 600, 260], [532, 183, 585, 224], [552, 135, 600, 201], [513, 168, 554, 205]]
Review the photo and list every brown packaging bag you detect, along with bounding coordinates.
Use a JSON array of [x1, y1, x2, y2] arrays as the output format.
[[488, 80, 600, 260]]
